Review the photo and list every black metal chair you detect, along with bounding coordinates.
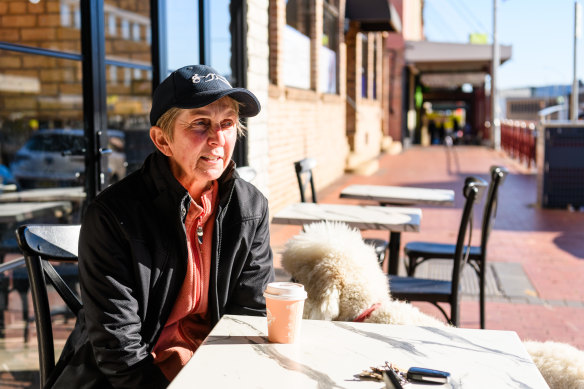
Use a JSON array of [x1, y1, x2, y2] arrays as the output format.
[[0, 222, 28, 340], [16, 224, 82, 387], [389, 176, 488, 327], [0, 257, 30, 341], [403, 166, 508, 329], [294, 158, 389, 265]]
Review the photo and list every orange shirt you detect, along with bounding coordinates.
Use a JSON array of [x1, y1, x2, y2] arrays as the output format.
[[151, 181, 218, 380]]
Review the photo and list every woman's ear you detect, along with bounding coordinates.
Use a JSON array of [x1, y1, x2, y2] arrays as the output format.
[[150, 126, 172, 156]]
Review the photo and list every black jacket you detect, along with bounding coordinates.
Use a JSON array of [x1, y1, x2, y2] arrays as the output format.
[[48, 151, 274, 388]]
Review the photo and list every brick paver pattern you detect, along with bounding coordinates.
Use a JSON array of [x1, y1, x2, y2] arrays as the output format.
[[270, 146, 584, 349]]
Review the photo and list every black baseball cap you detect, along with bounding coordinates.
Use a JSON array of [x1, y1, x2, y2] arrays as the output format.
[[149, 64, 261, 126]]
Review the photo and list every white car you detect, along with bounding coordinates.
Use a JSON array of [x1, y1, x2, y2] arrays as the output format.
[[10, 129, 127, 189]]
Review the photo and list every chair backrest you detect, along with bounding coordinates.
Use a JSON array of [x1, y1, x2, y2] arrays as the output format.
[[451, 177, 488, 306], [480, 166, 509, 253], [15, 224, 82, 387], [294, 158, 318, 203]]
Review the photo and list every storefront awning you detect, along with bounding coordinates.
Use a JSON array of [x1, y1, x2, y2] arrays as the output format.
[[345, 0, 402, 33], [420, 72, 488, 88], [405, 40, 512, 74]]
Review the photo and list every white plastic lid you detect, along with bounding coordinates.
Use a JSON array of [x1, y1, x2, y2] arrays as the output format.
[[263, 282, 307, 300]]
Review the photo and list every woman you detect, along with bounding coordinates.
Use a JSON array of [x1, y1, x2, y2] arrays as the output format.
[[49, 65, 274, 388]]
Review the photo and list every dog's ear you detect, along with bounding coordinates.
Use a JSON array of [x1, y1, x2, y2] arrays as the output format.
[[305, 285, 340, 320]]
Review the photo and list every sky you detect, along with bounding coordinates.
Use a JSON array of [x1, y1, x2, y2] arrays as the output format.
[[423, 0, 584, 90]]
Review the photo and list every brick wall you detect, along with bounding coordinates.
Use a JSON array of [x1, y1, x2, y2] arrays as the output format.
[[246, 0, 271, 197], [345, 24, 385, 170], [265, 0, 349, 214], [267, 86, 348, 213]]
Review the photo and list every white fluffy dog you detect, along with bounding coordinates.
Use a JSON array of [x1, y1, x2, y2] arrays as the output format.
[[281, 222, 584, 389]]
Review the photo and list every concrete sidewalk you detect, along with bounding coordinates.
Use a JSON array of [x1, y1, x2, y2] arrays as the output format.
[[270, 145, 584, 349]]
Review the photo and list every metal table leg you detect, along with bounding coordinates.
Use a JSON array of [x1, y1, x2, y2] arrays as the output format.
[[388, 231, 401, 275]]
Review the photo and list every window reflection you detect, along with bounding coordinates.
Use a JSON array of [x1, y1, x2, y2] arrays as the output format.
[[165, 0, 199, 73], [105, 63, 153, 177], [209, 0, 232, 83], [104, 1, 153, 179], [104, 1, 151, 64], [0, 51, 84, 190], [284, 0, 311, 89], [286, 0, 310, 37], [0, 0, 80, 53], [322, 0, 339, 94]]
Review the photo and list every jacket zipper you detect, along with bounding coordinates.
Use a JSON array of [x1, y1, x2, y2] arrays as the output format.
[[193, 217, 204, 313]]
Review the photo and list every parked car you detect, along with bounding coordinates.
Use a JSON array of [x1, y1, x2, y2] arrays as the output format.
[[10, 129, 127, 189]]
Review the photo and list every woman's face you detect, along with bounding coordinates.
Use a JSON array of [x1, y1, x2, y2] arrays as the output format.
[[152, 98, 238, 194]]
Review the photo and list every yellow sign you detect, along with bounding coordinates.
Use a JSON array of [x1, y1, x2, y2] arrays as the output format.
[[469, 33, 488, 44]]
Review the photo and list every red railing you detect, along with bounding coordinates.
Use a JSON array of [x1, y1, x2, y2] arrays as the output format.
[[500, 120, 537, 168]]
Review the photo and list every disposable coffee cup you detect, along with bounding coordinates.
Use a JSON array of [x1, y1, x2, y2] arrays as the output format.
[[263, 282, 308, 343]]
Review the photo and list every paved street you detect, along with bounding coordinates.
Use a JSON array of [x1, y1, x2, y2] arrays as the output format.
[[270, 145, 584, 349]]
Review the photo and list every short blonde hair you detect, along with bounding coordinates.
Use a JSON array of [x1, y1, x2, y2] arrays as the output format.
[[155, 97, 245, 141]]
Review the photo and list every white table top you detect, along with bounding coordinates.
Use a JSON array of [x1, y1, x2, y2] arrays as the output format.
[[0, 186, 86, 204], [0, 201, 73, 223], [170, 315, 548, 389], [272, 202, 422, 232], [341, 185, 455, 206]]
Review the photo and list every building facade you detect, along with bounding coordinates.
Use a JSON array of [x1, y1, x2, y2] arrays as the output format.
[[0, 0, 397, 215]]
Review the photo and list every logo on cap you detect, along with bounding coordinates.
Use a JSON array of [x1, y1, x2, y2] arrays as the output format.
[[191, 73, 231, 87]]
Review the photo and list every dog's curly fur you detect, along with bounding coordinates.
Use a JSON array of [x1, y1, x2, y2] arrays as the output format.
[[281, 221, 584, 389]]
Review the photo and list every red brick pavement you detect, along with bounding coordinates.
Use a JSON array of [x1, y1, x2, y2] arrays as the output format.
[[270, 145, 584, 349]]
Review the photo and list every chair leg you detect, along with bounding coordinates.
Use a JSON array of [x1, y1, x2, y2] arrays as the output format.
[[18, 290, 29, 343], [479, 260, 486, 329], [405, 255, 418, 276], [430, 302, 453, 326]]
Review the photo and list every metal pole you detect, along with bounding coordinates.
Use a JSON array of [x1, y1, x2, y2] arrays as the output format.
[[80, 0, 107, 204], [572, 1, 581, 121], [491, 0, 500, 150]]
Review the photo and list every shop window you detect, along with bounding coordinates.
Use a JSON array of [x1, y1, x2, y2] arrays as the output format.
[[361, 34, 368, 98], [0, 51, 84, 188], [284, 0, 311, 89], [0, 0, 81, 53], [104, 1, 151, 64], [286, 0, 310, 36], [61, 2, 72, 27], [321, 0, 338, 94], [74, 6, 81, 28], [208, 0, 233, 84], [108, 13, 116, 35], [104, 1, 153, 177], [165, 0, 200, 73]]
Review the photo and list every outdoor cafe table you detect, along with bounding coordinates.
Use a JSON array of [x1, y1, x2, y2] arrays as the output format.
[[0, 201, 73, 224], [169, 314, 548, 388], [0, 186, 86, 204], [272, 202, 421, 270], [340, 185, 455, 275], [272, 202, 421, 275], [340, 185, 455, 206]]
